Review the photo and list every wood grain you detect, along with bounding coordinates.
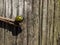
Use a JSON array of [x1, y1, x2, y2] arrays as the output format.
[[21, 0, 28, 45], [0, 0, 60, 45], [0, 0, 4, 45], [4, 0, 17, 45], [32, 0, 39, 45], [56, 0, 60, 45], [17, 0, 24, 45], [41, 0, 48, 45], [47, 0, 55, 45], [26, 0, 34, 45]]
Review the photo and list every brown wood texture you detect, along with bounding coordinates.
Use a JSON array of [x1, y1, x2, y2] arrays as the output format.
[[0, 0, 60, 45]]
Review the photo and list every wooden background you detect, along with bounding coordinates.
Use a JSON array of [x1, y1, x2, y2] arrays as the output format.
[[0, 0, 60, 45]]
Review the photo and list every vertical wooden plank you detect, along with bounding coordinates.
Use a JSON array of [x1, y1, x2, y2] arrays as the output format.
[[24, 0, 39, 45], [26, 0, 34, 45], [42, 0, 48, 45], [17, 0, 28, 45], [0, 0, 4, 45], [56, 0, 60, 45], [4, 0, 14, 45], [4, 0, 18, 45], [32, 0, 39, 45], [17, 0, 24, 45], [47, 0, 55, 45], [49, 0, 55, 45], [22, 0, 28, 45]]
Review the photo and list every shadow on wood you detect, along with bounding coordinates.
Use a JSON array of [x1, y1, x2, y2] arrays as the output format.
[[0, 20, 22, 36]]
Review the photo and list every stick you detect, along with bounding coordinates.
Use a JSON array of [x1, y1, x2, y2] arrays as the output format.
[[0, 16, 19, 26], [0, 16, 14, 22]]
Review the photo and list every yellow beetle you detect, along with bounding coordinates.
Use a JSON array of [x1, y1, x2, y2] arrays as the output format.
[[15, 16, 24, 23]]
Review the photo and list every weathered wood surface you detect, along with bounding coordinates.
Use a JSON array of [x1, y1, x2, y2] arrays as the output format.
[[0, 0, 60, 45]]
